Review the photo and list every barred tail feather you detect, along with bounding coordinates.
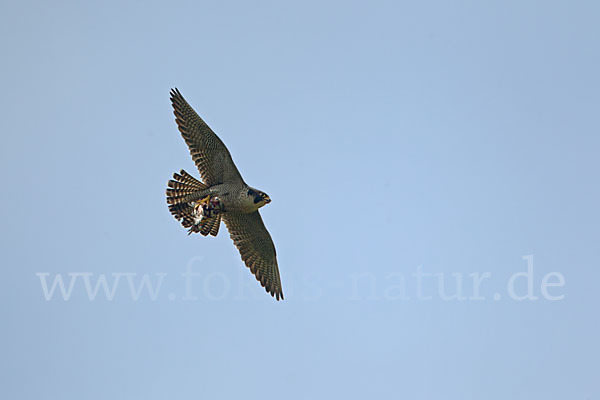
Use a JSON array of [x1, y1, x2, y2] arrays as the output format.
[[166, 170, 220, 237], [166, 169, 207, 205]]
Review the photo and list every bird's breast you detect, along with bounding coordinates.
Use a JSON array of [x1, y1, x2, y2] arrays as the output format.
[[213, 186, 259, 213]]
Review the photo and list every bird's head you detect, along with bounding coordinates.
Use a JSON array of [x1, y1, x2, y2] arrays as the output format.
[[248, 188, 271, 207]]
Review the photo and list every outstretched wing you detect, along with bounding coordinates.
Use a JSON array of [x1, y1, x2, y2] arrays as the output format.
[[222, 211, 283, 300], [170, 88, 244, 186]]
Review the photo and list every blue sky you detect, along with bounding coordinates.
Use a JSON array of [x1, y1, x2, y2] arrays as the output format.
[[1, 1, 599, 399]]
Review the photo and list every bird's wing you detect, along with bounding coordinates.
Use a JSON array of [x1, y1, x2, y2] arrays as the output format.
[[170, 88, 244, 186], [222, 211, 283, 300]]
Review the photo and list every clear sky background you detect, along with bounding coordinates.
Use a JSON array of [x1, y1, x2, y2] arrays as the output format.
[[1, 1, 599, 399]]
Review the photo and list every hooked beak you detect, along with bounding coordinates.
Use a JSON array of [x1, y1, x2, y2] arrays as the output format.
[[264, 196, 271, 204]]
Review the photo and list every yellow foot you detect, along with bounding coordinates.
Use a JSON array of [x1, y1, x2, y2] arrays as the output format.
[[199, 195, 211, 206], [193, 195, 211, 215]]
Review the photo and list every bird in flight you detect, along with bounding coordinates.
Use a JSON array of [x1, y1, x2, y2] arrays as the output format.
[[166, 88, 283, 300]]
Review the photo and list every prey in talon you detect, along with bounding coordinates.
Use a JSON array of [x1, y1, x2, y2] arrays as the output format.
[[191, 195, 224, 233]]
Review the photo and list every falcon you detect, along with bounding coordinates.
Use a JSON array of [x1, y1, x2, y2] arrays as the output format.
[[165, 88, 283, 300]]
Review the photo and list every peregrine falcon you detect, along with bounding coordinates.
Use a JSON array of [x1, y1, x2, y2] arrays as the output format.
[[166, 88, 283, 300]]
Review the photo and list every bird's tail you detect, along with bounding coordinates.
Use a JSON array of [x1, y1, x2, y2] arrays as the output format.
[[166, 169, 207, 205], [166, 170, 221, 237]]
